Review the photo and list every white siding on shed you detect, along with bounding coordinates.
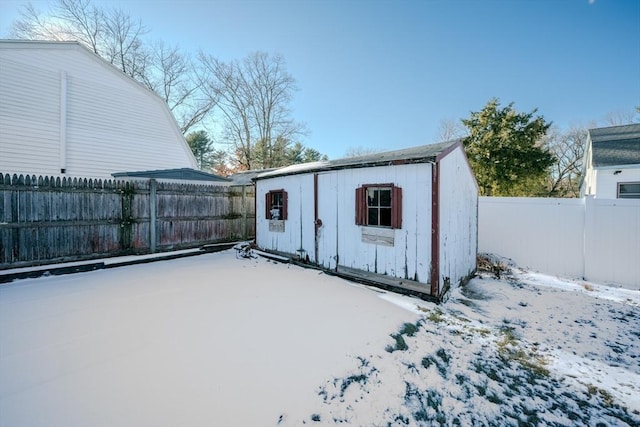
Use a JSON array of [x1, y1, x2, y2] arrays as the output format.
[[330, 163, 432, 283], [255, 140, 478, 299], [438, 146, 478, 293], [256, 174, 315, 258], [257, 162, 434, 286], [0, 41, 198, 179]]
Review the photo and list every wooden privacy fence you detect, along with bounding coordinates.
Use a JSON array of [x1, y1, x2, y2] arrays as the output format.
[[0, 173, 255, 269]]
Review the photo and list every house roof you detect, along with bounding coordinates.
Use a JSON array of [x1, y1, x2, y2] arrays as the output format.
[[254, 139, 461, 180], [588, 123, 640, 167], [112, 168, 231, 182]]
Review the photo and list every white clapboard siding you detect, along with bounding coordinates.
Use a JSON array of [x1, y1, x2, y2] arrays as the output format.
[[0, 56, 61, 175], [591, 168, 640, 199], [0, 41, 198, 178]]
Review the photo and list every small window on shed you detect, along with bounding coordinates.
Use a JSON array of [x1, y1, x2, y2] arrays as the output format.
[[355, 184, 402, 229], [618, 182, 640, 199], [265, 189, 288, 220]]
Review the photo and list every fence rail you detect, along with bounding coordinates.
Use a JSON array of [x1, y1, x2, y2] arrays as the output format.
[[0, 173, 255, 269]]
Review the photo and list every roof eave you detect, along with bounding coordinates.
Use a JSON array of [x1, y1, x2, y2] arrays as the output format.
[[253, 156, 438, 181]]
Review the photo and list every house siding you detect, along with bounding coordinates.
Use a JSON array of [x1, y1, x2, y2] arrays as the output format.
[[0, 56, 61, 175], [0, 42, 198, 179], [593, 168, 640, 199]]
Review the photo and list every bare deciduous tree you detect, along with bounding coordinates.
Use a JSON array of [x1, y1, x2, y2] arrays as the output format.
[[198, 51, 306, 170], [141, 41, 215, 134], [101, 7, 148, 77], [436, 117, 467, 142], [602, 109, 638, 126], [544, 125, 589, 197]]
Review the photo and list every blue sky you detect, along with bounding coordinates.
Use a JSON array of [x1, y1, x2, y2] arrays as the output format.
[[1, 0, 639, 159]]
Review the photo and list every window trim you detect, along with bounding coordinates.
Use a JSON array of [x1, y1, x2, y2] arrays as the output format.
[[355, 183, 402, 229], [617, 181, 640, 199], [265, 189, 288, 220]]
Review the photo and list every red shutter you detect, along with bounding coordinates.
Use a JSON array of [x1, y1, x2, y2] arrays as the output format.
[[391, 186, 402, 229], [265, 192, 271, 219], [281, 190, 288, 220], [355, 186, 366, 225]]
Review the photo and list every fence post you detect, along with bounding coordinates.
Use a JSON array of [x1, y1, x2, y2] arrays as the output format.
[[241, 185, 247, 240], [582, 196, 590, 281], [10, 183, 19, 262], [149, 179, 157, 253], [119, 182, 133, 252]]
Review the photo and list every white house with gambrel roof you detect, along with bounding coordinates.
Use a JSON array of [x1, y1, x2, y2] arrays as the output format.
[[0, 40, 198, 179], [581, 123, 640, 199]]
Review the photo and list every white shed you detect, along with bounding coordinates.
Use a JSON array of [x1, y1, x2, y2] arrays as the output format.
[[254, 140, 478, 302], [0, 40, 198, 179]]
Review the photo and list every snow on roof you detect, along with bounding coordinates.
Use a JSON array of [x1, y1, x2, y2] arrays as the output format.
[[255, 139, 461, 180]]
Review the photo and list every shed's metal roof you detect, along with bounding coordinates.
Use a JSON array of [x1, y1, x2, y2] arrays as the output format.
[[589, 123, 640, 167], [112, 168, 231, 182], [255, 139, 460, 180]]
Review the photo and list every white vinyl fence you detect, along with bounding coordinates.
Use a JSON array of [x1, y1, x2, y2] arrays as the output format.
[[479, 196, 640, 289]]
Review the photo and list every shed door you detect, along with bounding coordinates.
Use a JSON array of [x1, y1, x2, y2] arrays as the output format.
[[314, 173, 339, 270]]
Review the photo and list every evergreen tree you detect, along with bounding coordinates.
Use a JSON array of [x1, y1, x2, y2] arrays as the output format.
[[462, 98, 555, 196], [186, 130, 215, 170]]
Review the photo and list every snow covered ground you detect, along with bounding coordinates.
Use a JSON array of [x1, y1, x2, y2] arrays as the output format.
[[0, 250, 638, 426]]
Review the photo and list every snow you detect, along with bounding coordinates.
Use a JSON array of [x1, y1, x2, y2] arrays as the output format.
[[1, 250, 639, 426]]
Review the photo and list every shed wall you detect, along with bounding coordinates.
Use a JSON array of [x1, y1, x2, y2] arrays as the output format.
[[0, 43, 198, 179], [438, 146, 478, 292], [255, 174, 315, 259], [256, 163, 433, 286]]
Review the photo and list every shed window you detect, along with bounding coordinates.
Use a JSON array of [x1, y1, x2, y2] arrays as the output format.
[[618, 182, 640, 199], [355, 184, 402, 229], [265, 190, 288, 220]]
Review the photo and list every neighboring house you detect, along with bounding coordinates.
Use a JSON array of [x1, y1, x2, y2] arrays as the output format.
[[253, 140, 478, 302], [0, 40, 199, 179], [581, 123, 640, 199]]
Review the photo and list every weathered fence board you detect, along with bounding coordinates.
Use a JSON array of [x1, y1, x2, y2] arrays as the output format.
[[0, 173, 255, 269]]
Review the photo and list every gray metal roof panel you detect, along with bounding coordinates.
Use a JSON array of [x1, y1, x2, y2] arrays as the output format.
[[112, 168, 231, 182], [255, 139, 460, 180]]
